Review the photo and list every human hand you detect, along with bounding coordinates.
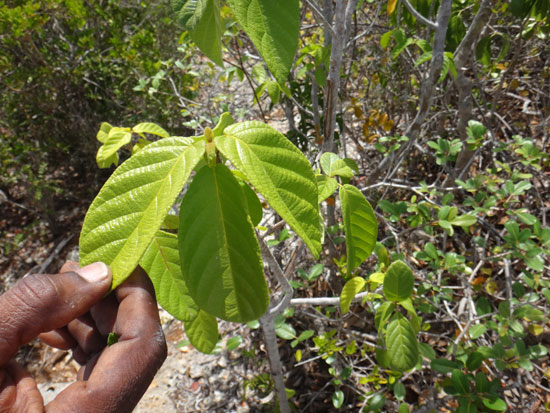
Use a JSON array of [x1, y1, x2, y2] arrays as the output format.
[[0, 261, 167, 413]]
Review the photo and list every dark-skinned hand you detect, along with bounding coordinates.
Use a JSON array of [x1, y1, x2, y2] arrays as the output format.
[[0, 261, 167, 413]]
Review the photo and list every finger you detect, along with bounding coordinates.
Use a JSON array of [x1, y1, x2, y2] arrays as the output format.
[[46, 267, 166, 413], [66, 315, 105, 355], [59, 261, 79, 273], [38, 328, 76, 351], [90, 293, 119, 336], [0, 262, 112, 367], [0, 361, 44, 412]]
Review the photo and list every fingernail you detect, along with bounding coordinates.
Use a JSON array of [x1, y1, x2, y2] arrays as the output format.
[[77, 262, 110, 283]]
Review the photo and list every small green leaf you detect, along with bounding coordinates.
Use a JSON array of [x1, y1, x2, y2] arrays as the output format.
[[133, 122, 169, 138], [215, 122, 321, 258], [418, 342, 436, 361], [469, 324, 487, 339], [481, 397, 507, 411], [316, 174, 338, 203], [431, 358, 462, 374], [393, 381, 406, 401], [450, 214, 477, 227], [107, 332, 118, 346], [178, 163, 269, 322], [340, 184, 378, 272], [466, 351, 484, 371], [398, 403, 410, 413], [212, 112, 235, 136], [332, 389, 344, 408], [97, 122, 113, 143], [386, 313, 419, 371], [340, 277, 366, 314], [184, 309, 219, 353], [96, 128, 132, 167], [140, 231, 199, 321], [80, 137, 206, 288], [383, 260, 414, 302], [320, 152, 355, 178], [276, 322, 296, 340]]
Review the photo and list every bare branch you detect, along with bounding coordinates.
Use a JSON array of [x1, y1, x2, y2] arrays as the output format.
[[400, 0, 438, 30]]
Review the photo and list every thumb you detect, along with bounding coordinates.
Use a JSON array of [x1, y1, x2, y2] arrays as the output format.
[[0, 262, 112, 367]]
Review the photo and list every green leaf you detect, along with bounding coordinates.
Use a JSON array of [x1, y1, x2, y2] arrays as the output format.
[[393, 381, 406, 401], [340, 277, 366, 314], [418, 342, 436, 361], [383, 260, 414, 302], [386, 313, 419, 371], [320, 152, 355, 178], [236, 178, 263, 226], [431, 358, 462, 374], [316, 174, 338, 203], [332, 389, 344, 409], [450, 214, 477, 227], [215, 122, 321, 258], [80, 137, 206, 288], [184, 309, 219, 353], [469, 324, 486, 339], [97, 122, 113, 143], [398, 403, 410, 413], [481, 397, 507, 411], [173, 0, 223, 65], [340, 184, 378, 272], [96, 128, 132, 167], [140, 231, 199, 321], [466, 351, 484, 371], [375, 301, 395, 333], [451, 369, 470, 395], [133, 122, 169, 138], [227, 0, 299, 83], [178, 163, 269, 322], [380, 30, 393, 48], [212, 112, 235, 136], [276, 322, 296, 340]]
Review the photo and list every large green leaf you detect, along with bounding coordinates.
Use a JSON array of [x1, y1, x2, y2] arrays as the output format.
[[178, 163, 269, 322], [140, 231, 198, 321], [383, 260, 414, 302], [173, 0, 223, 66], [227, 0, 299, 83], [184, 309, 219, 353], [340, 184, 378, 272], [80, 137, 205, 288], [215, 122, 321, 258], [386, 313, 419, 371]]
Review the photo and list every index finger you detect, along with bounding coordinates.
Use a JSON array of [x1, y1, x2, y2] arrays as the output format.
[[46, 267, 167, 413]]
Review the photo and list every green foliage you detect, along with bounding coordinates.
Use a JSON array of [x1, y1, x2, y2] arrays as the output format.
[[178, 163, 268, 322], [227, 0, 299, 83], [80, 113, 322, 344], [340, 184, 378, 273], [79, 136, 205, 288], [215, 122, 322, 258], [172, 0, 223, 65], [140, 231, 199, 321]]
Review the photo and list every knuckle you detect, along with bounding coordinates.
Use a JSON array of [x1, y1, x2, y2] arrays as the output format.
[[12, 275, 61, 312]]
